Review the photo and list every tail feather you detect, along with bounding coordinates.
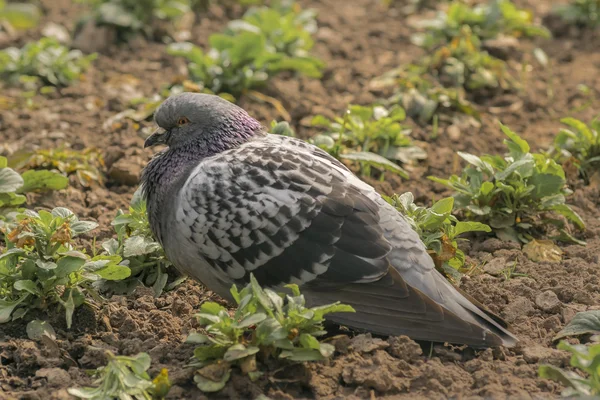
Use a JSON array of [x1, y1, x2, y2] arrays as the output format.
[[305, 267, 518, 348]]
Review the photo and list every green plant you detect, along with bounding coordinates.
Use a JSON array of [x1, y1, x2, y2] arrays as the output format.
[[430, 124, 585, 243], [372, 64, 480, 124], [425, 26, 517, 91], [0, 38, 96, 88], [0, 156, 68, 215], [187, 274, 354, 392], [68, 351, 171, 399], [386, 192, 491, 273], [9, 148, 105, 187], [77, 0, 198, 40], [554, 0, 600, 28], [0, 0, 41, 30], [100, 190, 181, 296], [310, 104, 427, 179], [539, 338, 600, 397], [0, 208, 130, 327], [167, 5, 323, 97], [552, 117, 600, 184], [412, 0, 550, 49]]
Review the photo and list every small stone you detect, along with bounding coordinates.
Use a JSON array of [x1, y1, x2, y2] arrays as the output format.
[[387, 336, 423, 361], [521, 345, 566, 366], [482, 36, 521, 60], [41, 22, 70, 44], [109, 158, 142, 186], [573, 291, 595, 305], [447, 125, 461, 140], [542, 315, 562, 332], [483, 257, 507, 276], [349, 334, 389, 354], [561, 306, 581, 324], [535, 290, 562, 313], [35, 368, 71, 387], [502, 296, 534, 323], [72, 19, 117, 53]]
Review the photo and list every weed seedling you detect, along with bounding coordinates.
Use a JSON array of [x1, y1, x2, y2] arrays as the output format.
[[0, 38, 96, 88], [387, 192, 491, 273], [167, 5, 323, 98], [311, 104, 425, 179], [371, 64, 480, 124], [430, 124, 585, 243], [0, 156, 68, 215], [9, 147, 105, 187], [68, 351, 171, 399], [76, 0, 198, 40], [554, 0, 600, 28], [412, 0, 550, 49], [0, 208, 129, 327], [100, 189, 181, 297], [552, 117, 600, 184], [187, 274, 354, 392], [0, 1, 40, 30], [539, 338, 600, 397]]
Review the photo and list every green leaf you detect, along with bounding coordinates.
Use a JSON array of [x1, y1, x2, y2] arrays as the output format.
[[0, 167, 24, 193], [26, 319, 56, 340], [500, 123, 530, 154], [95, 264, 131, 281], [186, 332, 210, 344], [538, 365, 592, 396], [19, 170, 68, 193], [14, 280, 40, 295], [55, 256, 86, 278], [299, 333, 320, 350], [561, 117, 595, 142], [457, 152, 494, 175], [223, 344, 260, 362], [1, 3, 41, 30], [311, 303, 355, 320], [551, 204, 585, 229], [340, 151, 409, 179], [36, 259, 58, 270], [200, 302, 226, 315], [529, 173, 565, 199], [554, 311, 600, 341], [279, 348, 325, 361], [480, 181, 494, 195], [194, 367, 231, 393], [233, 312, 267, 328], [70, 221, 99, 235], [123, 236, 159, 257], [194, 345, 227, 361], [0, 295, 28, 323], [453, 221, 491, 237], [250, 273, 273, 312], [430, 197, 454, 215], [59, 289, 76, 329]]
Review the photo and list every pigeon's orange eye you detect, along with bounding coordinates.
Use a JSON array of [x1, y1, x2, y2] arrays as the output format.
[[177, 116, 190, 126]]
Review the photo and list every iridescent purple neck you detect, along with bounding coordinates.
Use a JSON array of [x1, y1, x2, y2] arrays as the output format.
[[141, 113, 263, 244]]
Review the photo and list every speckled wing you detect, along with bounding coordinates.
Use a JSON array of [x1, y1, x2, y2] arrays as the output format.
[[173, 134, 391, 289], [171, 134, 517, 347]]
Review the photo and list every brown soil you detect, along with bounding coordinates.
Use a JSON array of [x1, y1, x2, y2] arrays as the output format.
[[1, 0, 600, 399]]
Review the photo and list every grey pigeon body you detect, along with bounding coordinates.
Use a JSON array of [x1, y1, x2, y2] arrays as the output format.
[[142, 93, 518, 347]]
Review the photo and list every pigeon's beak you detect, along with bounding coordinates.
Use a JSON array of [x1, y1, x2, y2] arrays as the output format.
[[144, 127, 168, 148]]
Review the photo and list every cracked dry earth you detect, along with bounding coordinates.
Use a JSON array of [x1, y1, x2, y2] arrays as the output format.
[[1, 0, 600, 399]]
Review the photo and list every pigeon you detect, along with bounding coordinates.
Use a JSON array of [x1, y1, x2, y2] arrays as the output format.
[[141, 92, 517, 347]]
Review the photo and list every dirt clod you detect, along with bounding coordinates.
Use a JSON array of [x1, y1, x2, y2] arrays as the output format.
[[535, 290, 562, 313]]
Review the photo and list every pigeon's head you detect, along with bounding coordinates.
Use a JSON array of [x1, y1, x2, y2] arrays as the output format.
[[144, 92, 261, 150]]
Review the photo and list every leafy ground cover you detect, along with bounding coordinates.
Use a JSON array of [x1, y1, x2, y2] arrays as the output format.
[[1, 0, 600, 398]]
